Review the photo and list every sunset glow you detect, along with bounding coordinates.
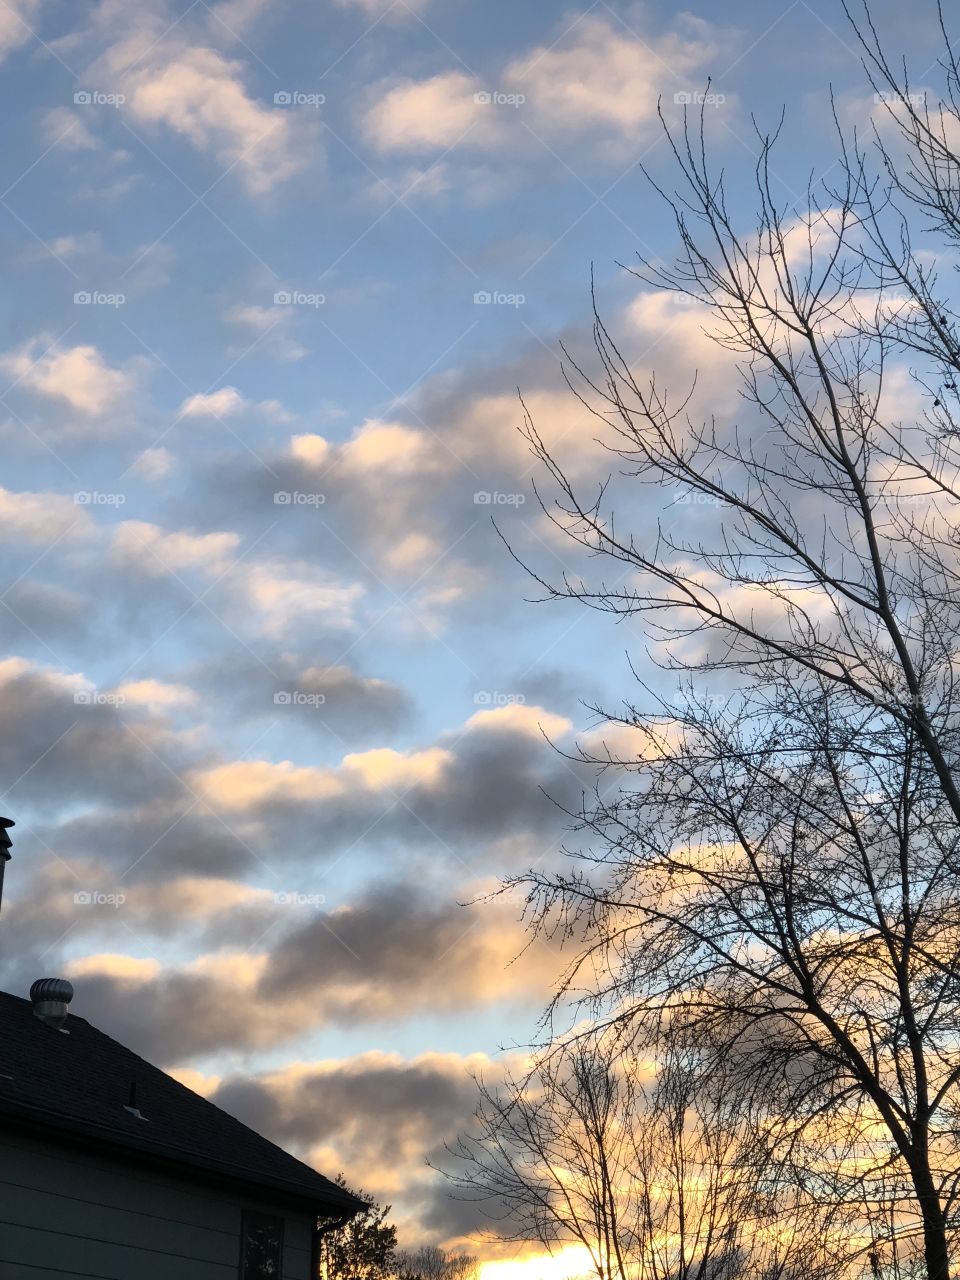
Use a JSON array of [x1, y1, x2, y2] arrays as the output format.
[[1, 2, 956, 1277]]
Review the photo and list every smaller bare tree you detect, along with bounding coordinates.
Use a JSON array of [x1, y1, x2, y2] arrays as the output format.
[[394, 1245, 479, 1280], [448, 1034, 846, 1280]]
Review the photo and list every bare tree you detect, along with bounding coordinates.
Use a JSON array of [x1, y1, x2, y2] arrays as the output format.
[[394, 1245, 479, 1280], [500, 7, 960, 1279], [449, 1034, 846, 1280]]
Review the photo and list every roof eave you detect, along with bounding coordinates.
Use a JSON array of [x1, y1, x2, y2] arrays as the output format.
[[0, 1097, 365, 1217]]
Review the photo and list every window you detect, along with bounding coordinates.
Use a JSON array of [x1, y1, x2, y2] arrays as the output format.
[[240, 1211, 285, 1280]]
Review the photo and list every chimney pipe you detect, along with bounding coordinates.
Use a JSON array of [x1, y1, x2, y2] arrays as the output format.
[[30, 978, 74, 1031], [0, 816, 13, 913]]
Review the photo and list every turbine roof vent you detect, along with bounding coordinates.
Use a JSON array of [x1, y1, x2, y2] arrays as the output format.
[[29, 978, 74, 1033]]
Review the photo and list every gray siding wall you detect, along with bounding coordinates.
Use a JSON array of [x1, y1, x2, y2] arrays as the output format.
[[0, 1129, 314, 1279]]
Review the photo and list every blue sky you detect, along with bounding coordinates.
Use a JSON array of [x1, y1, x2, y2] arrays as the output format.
[[0, 0, 942, 1262]]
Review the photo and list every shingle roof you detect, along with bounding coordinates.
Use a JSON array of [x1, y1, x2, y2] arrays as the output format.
[[0, 989, 363, 1216]]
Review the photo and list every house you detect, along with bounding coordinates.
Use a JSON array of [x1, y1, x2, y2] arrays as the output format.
[[0, 814, 362, 1278], [0, 979, 363, 1278]]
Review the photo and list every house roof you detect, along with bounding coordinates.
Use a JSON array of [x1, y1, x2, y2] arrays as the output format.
[[0, 989, 364, 1217]]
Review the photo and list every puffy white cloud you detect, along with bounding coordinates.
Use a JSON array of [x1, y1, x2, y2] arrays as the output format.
[[111, 520, 240, 576], [466, 704, 571, 741], [236, 559, 363, 634], [365, 71, 499, 152], [0, 655, 83, 696], [214, 374, 606, 616], [342, 744, 452, 790], [131, 447, 176, 481], [179, 386, 246, 418], [0, 486, 92, 544], [288, 432, 330, 467], [191, 744, 452, 811], [226, 303, 277, 331], [40, 107, 101, 152], [381, 531, 443, 574], [90, 29, 311, 194], [206, 0, 275, 34], [69, 953, 161, 982], [505, 14, 723, 144], [190, 758, 343, 809], [0, 0, 43, 62], [166, 1066, 222, 1096], [113, 678, 197, 711], [341, 420, 434, 472], [225, 303, 308, 362], [179, 386, 293, 422], [107, 519, 364, 637], [365, 14, 730, 160], [290, 419, 446, 490], [0, 339, 139, 418]]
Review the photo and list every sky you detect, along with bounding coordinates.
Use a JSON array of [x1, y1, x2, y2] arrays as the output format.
[[0, 0, 944, 1270]]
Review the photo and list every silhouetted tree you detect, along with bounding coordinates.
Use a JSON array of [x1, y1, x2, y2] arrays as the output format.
[[321, 1177, 398, 1280], [449, 1033, 846, 1280], [394, 1244, 479, 1280], [502, 5, 960, 1278]]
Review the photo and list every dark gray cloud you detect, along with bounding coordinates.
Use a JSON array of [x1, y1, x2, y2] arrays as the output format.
[[171, 334, 597, 617], [0, 658, 578, 1062], [193, 650, 414, 744], [214, 1054, 479, 1169], [209, 1050, 516, 1246], [0, 581, 90, 649], [14, 685, 583, 890], [37, 883, 554, 1066], [259, 884, 521, 1007], [0, 662, 196, 810], [40, 803, 260, 881]]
